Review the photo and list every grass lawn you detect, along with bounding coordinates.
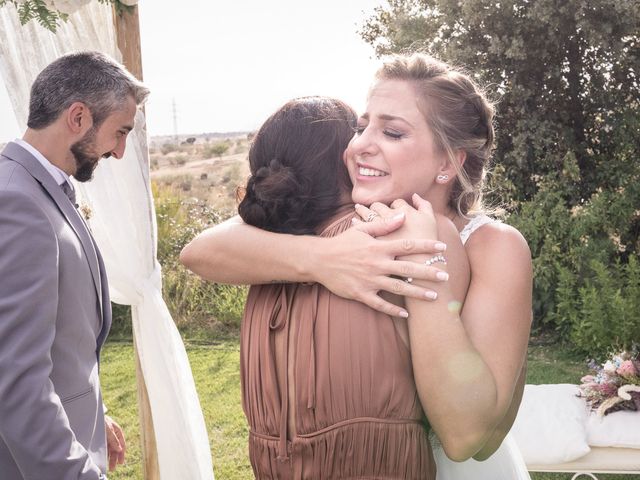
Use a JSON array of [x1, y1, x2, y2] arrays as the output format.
[[100, 339, 631, 480]]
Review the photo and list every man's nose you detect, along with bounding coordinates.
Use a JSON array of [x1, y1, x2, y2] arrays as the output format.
[[109, 139, 127, 159]]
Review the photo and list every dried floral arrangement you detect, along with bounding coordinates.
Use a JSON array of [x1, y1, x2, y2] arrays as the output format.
[[578, 345, 640, 416]]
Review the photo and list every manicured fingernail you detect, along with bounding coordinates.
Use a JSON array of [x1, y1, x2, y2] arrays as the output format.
[[392, 212, 405, 221], [399, 310, 409, 318], [436, 271, 449, 281], [425, 291, 438, 300], [435, 242, 447, 251], [355, 204, 362, 209]]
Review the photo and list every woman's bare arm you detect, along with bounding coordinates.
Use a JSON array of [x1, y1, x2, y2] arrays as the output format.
[[406, 219, 531, 460], [361, 195, 532, 461], [472, 360, 527, 460], [180, 213, 451, 317]]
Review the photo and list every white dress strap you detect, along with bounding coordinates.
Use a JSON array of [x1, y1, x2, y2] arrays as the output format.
[[459, 214, 500, 245]]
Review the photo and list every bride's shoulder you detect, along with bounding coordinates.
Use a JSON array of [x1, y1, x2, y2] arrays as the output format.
[[466, 220, 531, 270]]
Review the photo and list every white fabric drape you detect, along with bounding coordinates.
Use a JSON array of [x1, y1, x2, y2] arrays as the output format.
[[0, 3, 214, 479]]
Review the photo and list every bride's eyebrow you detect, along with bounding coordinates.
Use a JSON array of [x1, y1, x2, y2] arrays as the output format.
[[359, 112, 414, 129], [378, 113, 413, 128]]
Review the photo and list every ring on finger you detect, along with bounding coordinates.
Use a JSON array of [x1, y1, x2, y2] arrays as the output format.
[[425, 254, 447, 266], [366, 212, 379, 222], [404, 276, 413, 284]]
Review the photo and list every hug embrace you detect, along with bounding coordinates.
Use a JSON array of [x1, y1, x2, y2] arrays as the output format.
[[0, 47, 531, 480], [182, 52, 533, 479]]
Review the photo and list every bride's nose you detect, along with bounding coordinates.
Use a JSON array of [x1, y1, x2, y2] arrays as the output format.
[[348, 127, 378, 158]]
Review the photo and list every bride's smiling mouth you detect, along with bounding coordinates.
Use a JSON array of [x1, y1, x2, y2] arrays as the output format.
[[357, 164, 388, 178]]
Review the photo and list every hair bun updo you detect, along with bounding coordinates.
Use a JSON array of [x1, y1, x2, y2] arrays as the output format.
[[238, 96, 357, 235], [239, 157, 304, 233]]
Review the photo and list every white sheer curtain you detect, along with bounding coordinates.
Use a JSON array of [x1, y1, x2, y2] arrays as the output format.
[[0, 3, 214, 479]]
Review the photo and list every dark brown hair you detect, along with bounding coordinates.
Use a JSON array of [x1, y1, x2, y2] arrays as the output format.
[[238, 96, 356, 234]]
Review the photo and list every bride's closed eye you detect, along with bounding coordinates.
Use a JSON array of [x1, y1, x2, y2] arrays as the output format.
[[354, 123, 405, 140], [383, 129, 404, 139]]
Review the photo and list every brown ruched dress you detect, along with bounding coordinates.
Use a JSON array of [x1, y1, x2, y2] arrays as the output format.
[[241, 210, 436, 479]]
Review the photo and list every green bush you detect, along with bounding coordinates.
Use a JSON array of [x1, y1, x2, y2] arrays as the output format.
[[204, 141, 231, 159], [160, 143, 178, 155], [507, 158, 640, 356], [109, 303, 132, 339], [153, 181, 247, 338], [564, 258, 640, 357], [174, 154, 188, 166]]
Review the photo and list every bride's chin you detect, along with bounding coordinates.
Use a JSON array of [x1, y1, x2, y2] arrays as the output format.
[[352, 190, 377, 206]]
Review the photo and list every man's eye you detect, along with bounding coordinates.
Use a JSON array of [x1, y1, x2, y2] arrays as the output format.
[[354, 125, 366, 135]]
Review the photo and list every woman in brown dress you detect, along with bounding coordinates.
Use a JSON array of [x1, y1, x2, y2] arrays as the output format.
[[216, 96, 466, 478], [182, 53, 532, 479]]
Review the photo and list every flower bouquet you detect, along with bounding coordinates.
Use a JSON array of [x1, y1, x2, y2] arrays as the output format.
[[578, 346, 640, 416]]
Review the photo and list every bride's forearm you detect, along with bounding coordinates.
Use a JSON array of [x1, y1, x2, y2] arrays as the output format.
[[472, 360, 527, 460], [403, 217, 501, 460], [407, 221, 532, 461], [180, 216, 319, 284], [407, 295, 500, 461]]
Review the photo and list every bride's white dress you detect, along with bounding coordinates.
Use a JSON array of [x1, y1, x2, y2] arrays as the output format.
[[433, 215, 531, 480], [434, 434, 531, 480]]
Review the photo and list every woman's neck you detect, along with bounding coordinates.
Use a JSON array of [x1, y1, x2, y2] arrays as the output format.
[[425, 190, 464, 232]]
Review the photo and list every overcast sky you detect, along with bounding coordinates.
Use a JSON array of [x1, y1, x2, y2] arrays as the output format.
[[0, 0, 387, 141]]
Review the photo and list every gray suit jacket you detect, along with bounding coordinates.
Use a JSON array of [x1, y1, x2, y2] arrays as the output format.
[[0, 142, 112, 479]]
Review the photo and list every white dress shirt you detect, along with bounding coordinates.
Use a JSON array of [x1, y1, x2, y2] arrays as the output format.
[[14, 138, 73, 190]]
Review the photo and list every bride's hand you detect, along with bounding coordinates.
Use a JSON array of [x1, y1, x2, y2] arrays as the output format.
[[312, 212, 448, 318], [355, 194, 439, 244]]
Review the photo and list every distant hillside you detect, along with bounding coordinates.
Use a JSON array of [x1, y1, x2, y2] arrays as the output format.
[[149, 132, 251, 149]]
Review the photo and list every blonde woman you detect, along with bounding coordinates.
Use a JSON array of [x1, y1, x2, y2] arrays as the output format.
[[182, 53, 532, 479]]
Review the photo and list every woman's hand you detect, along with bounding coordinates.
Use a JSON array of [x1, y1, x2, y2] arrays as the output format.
[[312, 212, 451, 317], [353, 194, 449, 289], [354, 194, 438, 244]]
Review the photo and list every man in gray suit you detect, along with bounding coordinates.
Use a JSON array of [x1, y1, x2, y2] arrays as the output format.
[[0, 51, 149, 479]]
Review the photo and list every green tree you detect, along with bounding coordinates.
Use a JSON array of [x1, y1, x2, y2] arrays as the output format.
[[360, 0, 640, 351], [361, 0, 639, 200]]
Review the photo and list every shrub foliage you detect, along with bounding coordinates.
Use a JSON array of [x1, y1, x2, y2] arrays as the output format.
[[360, 0, 640, 355], [154, 181, 246, 337]]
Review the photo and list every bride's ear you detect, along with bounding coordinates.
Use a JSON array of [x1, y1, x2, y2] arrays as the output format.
[[436, 150, 465, 184]]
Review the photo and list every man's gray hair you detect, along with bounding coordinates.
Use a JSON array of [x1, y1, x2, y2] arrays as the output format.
[[27, 51, 150, 129]]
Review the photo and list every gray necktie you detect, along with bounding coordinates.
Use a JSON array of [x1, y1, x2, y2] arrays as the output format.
[[60, 181, 78, 208]]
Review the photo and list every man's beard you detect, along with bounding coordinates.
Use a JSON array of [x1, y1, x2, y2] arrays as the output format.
[[70, 127, 103, 182]]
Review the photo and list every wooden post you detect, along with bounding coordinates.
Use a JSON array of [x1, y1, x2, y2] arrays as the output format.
[[113, 4, 143, 80], [112, 5, 160, 480], [133, 325, 160, 480]]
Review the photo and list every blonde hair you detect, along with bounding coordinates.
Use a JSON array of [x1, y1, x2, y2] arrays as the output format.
[[375, 53, 495, 216]]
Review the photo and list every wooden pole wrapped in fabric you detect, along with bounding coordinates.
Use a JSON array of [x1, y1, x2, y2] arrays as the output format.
[[113, 3, 143, 81], [111, 4, 160, 480]]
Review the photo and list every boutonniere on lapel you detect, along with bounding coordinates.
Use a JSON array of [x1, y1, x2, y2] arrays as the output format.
[[79, 203, 93, 222]]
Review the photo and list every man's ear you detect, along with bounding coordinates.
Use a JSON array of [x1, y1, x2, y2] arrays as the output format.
[[66, 102, 93, 134]]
